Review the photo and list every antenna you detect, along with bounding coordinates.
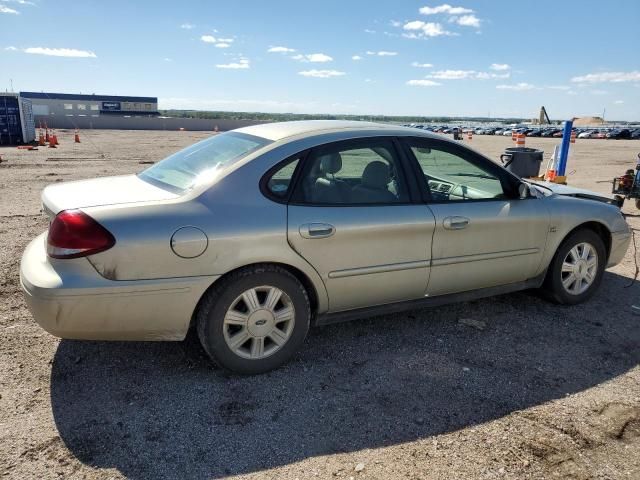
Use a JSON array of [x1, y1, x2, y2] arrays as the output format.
[[10, 78, 14, 92]]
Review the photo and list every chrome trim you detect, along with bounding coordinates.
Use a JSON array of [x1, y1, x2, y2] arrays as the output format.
[[328, 260, 430, 279], [431, 248, 540, 267]]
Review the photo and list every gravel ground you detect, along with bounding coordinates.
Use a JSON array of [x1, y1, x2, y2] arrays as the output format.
[[0, 129, 639, 480]]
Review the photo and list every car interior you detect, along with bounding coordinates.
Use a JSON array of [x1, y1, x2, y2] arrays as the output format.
[[303, 147, 407, 204], [266, 140, 513, 204]]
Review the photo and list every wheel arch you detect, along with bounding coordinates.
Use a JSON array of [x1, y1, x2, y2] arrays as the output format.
[[190, 261, 323, 328], [542, 220, 612, 284], [563, 221, 612, 259]]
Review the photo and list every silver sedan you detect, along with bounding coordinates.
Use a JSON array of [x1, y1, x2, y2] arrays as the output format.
[[20, 121, 631, 373]]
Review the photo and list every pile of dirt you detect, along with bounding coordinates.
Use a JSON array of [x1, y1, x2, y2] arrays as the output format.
[[573, 116, 605, 126]]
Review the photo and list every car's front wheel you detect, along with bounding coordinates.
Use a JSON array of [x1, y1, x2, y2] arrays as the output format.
[[196, 265, 310, 374], [542, 229, 606, 305]]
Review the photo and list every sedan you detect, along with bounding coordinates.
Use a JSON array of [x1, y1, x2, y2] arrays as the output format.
[[606, 129, 631, 139], [20, 121, 631, 374]]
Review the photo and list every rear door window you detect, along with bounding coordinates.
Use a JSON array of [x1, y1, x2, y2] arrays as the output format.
[[292, 139, 410, 205]]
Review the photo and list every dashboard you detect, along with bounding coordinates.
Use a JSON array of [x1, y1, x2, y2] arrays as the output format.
[[426, 175, 498, 201]]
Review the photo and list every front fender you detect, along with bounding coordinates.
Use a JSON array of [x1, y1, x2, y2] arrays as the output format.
[[537, 195, 630, 274]]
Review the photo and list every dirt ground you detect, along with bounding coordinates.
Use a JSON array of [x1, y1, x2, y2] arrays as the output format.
[[1, 129, 639, 480]]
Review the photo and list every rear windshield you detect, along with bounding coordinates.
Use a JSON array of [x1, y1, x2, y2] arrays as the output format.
[[139, 131, 271, 193]]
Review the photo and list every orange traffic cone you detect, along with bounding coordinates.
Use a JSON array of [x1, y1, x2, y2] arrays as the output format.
[[45, 129, 50, 143], [48, 138, 57, 148], [51, 130, 59, 146], [38, 130, 45, 146], [74, 129, 81, 143]]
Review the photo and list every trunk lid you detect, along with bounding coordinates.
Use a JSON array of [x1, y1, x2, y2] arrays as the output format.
[[42, 174, 178, 218]]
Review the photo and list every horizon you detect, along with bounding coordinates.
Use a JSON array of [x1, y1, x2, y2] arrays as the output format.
[[2, 1, 639, 121]]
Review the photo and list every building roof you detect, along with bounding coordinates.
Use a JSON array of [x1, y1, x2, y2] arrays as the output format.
[[20, 92, 157, 103], [235, 120, 421, 141]]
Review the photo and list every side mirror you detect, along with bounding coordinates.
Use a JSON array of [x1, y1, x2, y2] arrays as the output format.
[[518, 182, 531, 199]]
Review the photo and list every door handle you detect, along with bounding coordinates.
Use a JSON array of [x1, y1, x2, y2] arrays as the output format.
[[443, 216, 470, 230], [299, 223, 336, 239]]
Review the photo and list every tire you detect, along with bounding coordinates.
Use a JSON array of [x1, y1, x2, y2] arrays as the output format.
[[196, 264, 310, 374], [541, 229, 606, 305], [635, 198, 640, 210]]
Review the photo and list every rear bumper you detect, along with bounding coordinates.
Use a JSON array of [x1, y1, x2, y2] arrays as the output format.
[[20, 233, 218, 341], [607, 230, 631, 268]]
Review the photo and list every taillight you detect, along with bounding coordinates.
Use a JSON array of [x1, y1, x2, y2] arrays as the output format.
[[47, 209, 116, 259]]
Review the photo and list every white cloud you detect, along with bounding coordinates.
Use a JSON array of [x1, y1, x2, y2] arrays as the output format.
[[614, 100, 624, 104], [23, 47, 97, 58], [547, 85, 570, 90], [4, 46, 18, 51], [215, 43, 230, 48], [364, 29, 376, 34], [403, 21, 453, 38], [453, 14, 480, 27], [407, 79, 441, 87], [366, 50, 398, 56], [390, 20, 402, 27], [200, 35, 217, 43], [298, 69, 345, 78], [496, 83, 536, 91], [412, 61, 434, 68], [292, 53, 333, 63], [268, 46, 296, 53], [419, 68, 508, 80], [4, 0, 35, 4], [426, 69, 475, 79], [490, 63, 510, 71], [571, 71, 640, 83], [475, 71, 510, 79], [180, 23, 195, 29], [352, 55, 362, 60], [163, 57, 172, 62], [216, 58, 250, 69], [0, 5, 19, 14], [217, 38, 234, 43], [419, 4, 473, 15], [590, 89, 609, 95]]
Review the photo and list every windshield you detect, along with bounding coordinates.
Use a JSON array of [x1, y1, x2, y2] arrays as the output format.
[[139, 131, 271, 193]]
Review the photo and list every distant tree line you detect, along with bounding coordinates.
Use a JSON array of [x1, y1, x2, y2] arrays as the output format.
[[159, 109, 527, 124]]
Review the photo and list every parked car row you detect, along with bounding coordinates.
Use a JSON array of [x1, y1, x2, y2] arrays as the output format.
[[404, 124, 640, 140]]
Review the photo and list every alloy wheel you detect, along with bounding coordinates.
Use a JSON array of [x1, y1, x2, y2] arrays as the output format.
[[561, 242, 598, 295], [223, 286, 296, 359]]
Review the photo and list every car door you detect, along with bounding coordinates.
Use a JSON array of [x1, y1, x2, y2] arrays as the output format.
[[286, 137, 435, 312], [401, 137, 550, 297]]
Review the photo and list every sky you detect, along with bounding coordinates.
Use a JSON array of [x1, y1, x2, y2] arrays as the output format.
[[1, 0, 639, 120]]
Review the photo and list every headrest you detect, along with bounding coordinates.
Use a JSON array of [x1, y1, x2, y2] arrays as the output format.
[[361, 161, 390, 189], [318, 153, 342, 175]]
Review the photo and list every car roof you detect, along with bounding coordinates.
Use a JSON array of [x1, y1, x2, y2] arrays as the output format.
[[234, 120, 432, 142]]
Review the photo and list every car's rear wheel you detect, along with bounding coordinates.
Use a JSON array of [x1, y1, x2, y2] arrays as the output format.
[[542, 229, 606, 305], [196, 265, 310, 374]]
